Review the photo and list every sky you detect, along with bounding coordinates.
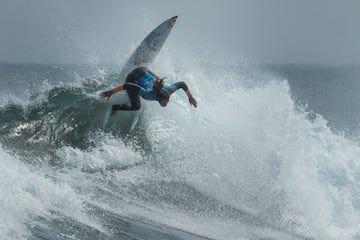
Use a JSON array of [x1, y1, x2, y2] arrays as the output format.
[[0, 0, 359, 65]]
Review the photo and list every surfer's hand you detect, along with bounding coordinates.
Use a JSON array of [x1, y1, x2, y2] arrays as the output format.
[[189, 96, 197, 108], [100, 90, 113, 99]]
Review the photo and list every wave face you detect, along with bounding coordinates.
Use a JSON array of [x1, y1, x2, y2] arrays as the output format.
[[1, 59, 360, 240]]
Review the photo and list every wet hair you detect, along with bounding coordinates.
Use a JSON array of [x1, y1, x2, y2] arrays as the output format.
[[153, 77, 170, 102], [157, 89, 170, 102], [153, 77, 165, 91]]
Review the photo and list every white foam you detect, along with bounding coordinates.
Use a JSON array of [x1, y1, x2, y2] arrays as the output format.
[[56, 133, 143, 172], [0, 144, 101, 239], [139, 59, 360, 239]]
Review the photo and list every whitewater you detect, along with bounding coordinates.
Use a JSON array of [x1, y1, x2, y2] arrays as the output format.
[[1, 50, 360, 239]]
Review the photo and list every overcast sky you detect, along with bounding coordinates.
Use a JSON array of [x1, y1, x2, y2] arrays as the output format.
[[0, 0, 359, 65]]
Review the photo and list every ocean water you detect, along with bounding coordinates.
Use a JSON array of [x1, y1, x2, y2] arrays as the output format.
[[1, 59, 360, 240]]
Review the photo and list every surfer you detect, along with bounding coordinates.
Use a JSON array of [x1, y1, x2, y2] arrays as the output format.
[[100, 67, 197, 114]]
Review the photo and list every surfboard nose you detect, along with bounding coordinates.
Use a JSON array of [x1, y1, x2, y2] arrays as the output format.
[[170, 16, 178, 26]]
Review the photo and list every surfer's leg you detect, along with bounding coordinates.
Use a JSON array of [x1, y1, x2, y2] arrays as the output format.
[[111, 84, 141, 111], [111, 99, 140, 111], [111, 69, 144, 114]]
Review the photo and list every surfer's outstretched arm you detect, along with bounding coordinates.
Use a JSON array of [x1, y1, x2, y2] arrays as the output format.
[[99, 84, 124, 99], [172, 82, 197, 108], [100, 83, 142, 112]]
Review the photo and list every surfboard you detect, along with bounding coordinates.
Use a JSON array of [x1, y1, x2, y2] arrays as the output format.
[[122, 16, 178, 74], [95, 16, 178, 130], [104, 16, 178, 105]]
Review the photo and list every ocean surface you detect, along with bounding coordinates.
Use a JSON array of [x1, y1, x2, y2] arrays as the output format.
[[1, 61, 360, 240]]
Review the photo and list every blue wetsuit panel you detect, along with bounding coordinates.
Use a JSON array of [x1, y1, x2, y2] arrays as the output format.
[[163, 84, 178, 93], [137, 73, 157, 100], [136, 73, 183, 100], [137, 73, 154, 89]]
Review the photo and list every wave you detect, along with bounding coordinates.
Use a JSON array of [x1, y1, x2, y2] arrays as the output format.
[[1, 60, 360, 239], [0, 78, 140, 152]]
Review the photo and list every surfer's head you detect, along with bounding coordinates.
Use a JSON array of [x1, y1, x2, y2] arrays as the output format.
[[157, 89, 170, 107], [153, 77, 170, 107]]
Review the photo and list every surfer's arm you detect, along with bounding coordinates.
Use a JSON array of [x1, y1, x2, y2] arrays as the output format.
[[112, 84, 124, 93], [100, 84, 124, 99], [169, 82, 197, 108], [100, 82, 142, 95]]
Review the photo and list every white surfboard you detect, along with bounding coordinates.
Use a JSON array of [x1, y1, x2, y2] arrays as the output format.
[[96, 16, 178, 130], [105, 16, 178, 105]]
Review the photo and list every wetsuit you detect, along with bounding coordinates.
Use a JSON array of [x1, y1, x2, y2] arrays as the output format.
[[112, 67, 189, 111]]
